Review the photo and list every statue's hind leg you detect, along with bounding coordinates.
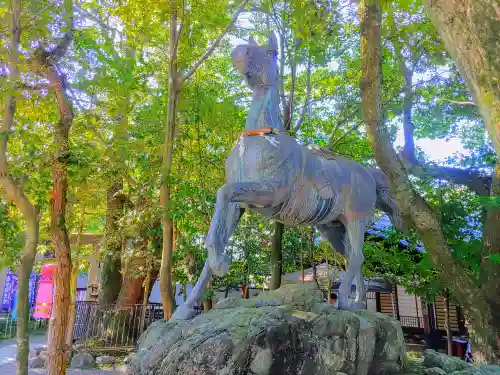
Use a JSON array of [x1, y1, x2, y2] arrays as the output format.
[[316, 222, 348, 307], [339, 218, 369, 310]]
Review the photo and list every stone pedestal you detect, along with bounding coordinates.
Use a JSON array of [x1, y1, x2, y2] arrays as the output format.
[[129, 283, 406, 375]]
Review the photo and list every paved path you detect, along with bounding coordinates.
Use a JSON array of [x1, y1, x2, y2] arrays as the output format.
[[0, 335, 127, 374]]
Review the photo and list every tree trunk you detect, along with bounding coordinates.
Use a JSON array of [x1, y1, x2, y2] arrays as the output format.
[[444, 293, 454, 356], [203, 278, 213, 312], [422, 9, 500, 350], [143, 267, 153, 306], [117, 275, 146, 307], [65, 269, 78, 348], [117, 239, 148, 307], [47, 142, 72, 374], [99, 182, 125, 306], [203, 299, 213, 312], [116, 276, 146, 307], [15, 222, 39, 375], [309, 227, 316, 281], [300, 229, 305, 283], [422, 0, 500, 157], [358, 0, 500, 360], [157, 0, 248, 319], [477, 163, 500, 360], [159, 4, 179, 320], [66, 207, 85, 348], [47, 50, 74, 375], [270, 222, 284, 290], [0, 3, 41, 374], [326, 252, 332, 300]]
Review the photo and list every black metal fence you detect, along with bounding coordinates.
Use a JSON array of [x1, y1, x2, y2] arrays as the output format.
[[400, 315, 424, 328], [72, 302, 163, 349], [73, 302, 203, 350], [0, 308, 49, 340]]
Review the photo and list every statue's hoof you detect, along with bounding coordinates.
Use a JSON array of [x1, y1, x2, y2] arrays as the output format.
[[209, 254, 230, 277], [338, 297, 349, 310], [172, 304, 197, 321], [350, 301, 366, 310], [337, 299, 366, 311]]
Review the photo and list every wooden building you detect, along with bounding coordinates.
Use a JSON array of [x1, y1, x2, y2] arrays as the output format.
[[279, 264, 464, 337]]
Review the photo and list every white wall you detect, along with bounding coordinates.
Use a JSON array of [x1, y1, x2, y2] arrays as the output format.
[[367, 297, 377, 312], [149, 281, 192, 306], [397, 286, 423, 317]]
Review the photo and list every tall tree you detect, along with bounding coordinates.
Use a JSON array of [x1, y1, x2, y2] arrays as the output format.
[[358, 0, 500, 360], [0, 2, 40, 374], [422, 0, 500, 358], [99, 181, 125, 305], [28, 1, 76, 372], [158, 0, 248, 319]]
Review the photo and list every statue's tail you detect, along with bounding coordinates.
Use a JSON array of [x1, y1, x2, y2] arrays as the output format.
[[369, 168, 406, 232]]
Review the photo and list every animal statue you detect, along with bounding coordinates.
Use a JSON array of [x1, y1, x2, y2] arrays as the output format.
[[172, 33, 403, 320]]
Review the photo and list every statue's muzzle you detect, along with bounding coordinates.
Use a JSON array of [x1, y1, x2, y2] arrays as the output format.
[[232, 45, 249, 74]]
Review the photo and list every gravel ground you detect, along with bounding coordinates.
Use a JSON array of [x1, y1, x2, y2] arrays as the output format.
[[0, 335, 127, 374]]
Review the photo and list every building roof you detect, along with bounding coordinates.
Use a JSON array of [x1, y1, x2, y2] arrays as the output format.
[[267, 263, 393, 293]]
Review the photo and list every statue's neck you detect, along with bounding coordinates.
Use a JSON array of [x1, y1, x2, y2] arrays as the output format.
[[245, 86, 283, 132]]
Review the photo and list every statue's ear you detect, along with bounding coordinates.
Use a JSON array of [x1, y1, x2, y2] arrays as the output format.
[[248, 36, 258, 46], [268, 32, 278, 51]]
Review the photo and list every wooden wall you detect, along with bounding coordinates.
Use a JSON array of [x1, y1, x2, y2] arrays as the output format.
[[379, 290, 397, 318], [374, 284, 461, 333], [434, 296, 459, 331]]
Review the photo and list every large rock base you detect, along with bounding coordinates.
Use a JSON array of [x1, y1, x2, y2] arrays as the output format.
[[129, 284, 406, 375]]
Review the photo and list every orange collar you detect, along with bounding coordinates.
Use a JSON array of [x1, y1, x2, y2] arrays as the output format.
[[241, 127, 280, 137]]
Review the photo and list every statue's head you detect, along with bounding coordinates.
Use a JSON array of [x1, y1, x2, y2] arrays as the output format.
[[232, 33, 278, 90]]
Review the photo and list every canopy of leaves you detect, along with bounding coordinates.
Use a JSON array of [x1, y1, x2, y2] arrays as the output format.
[[0, 0, 493, 305]]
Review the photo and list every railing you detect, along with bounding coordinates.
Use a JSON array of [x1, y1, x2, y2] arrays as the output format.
[[73, 302, 204, 350], [399, 315, 424, 328], [0, 308, 49, 340]]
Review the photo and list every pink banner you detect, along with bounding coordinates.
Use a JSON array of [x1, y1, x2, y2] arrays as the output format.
[[33, 278, 54, 319]]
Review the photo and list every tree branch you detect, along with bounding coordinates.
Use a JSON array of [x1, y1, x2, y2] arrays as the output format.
[[74, 6, 122, 61], [440, 98, 476, 106], [329, 119, 363, 149], [392, 39, 488, 194], [279, 31, 287, 118], [0, 73, 49, 90], [395, 42, 417, 165], [173, 0, 186, 59], [21, 3, 52, 30], [47, 29, 74, 61], [284, 40, 299, 130], [399, 155, 491, 196], [293, 53, 312, 132], [0, 0, 38, 220], [177, 0, 249, 87]]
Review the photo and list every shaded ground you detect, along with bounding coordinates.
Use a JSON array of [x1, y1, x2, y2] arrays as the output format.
[[0, 334, 127, 374]]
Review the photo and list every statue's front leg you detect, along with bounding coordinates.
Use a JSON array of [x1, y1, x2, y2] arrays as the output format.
[[206, 182, 280, 276], [172, 260, 211, 320]]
